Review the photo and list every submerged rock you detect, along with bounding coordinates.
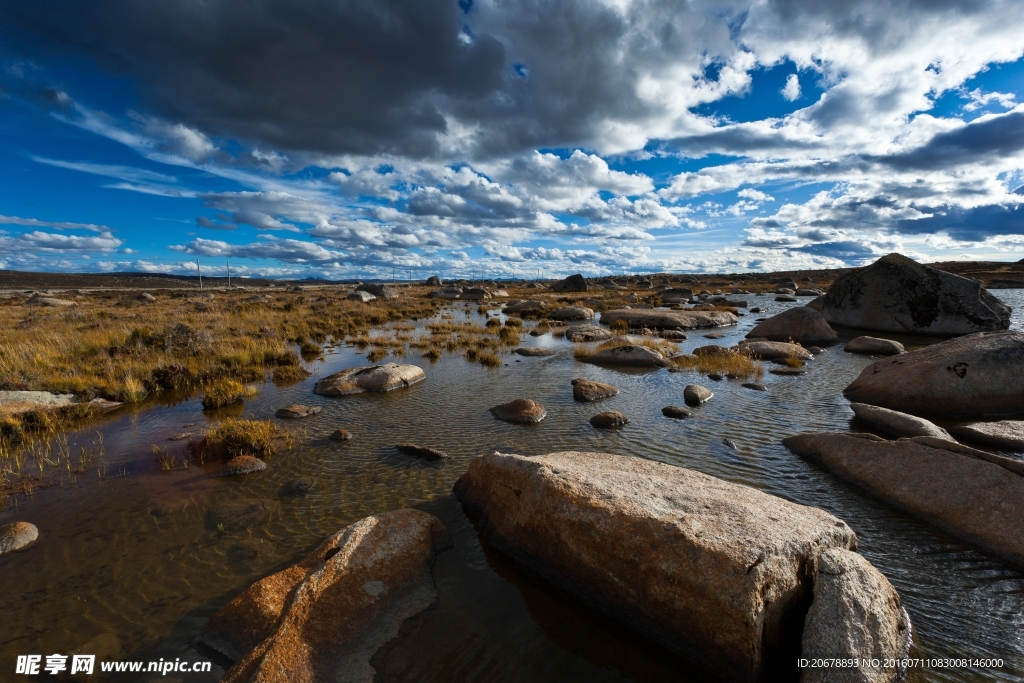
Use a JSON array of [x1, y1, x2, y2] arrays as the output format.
[[206, 500, 271, 531], [949, 420, 1024, 451], [683, 384, 713, 406], [395, 444, 449, 461], [280, 478, 317, 496], [589, 411, 629, 428], [580, 344, 669, 367], [0, 522, 39, 554], [275, 404, 322, 419], [746, 307, 839, 346], [843, 330, 1024, 417], [212, 456, 268, 478], [314, 363, 426, 396], [489, 398, 547, 424], [783, 432, 1024, 570], [454, 451, 858, 683], [822, 253, 1010, 335], [571, 378, 619, 402], [548, 306, 594, 321], [198, 509, 452, 682], [565, 323, 614, 342], [514, 347, 555, 357], [850, 403, 953, 440], [329, 428, 353, 441], [844, 336, 905, 356], [742, 383, 768, 391], [801, 548, 911, 683]]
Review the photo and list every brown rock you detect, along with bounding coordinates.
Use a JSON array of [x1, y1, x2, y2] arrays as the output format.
[[601, 308, 737, 330], [489, 398, 547, 424], [329, 429, 353, 441], [736, 340, 812, 361], [783, 432, 1024, 569], [454, 451, 857, 683], [801, 548, 911, 683], [514, 347, 556, 356], [580, 344, 670, 367], [200, 509, 451, 682], [589, 411, 629, 428], [849, 403, 952, 440], [571, 378, 619, 402], [746, 307, 839, 346], [395, 444, 449, 460], [844, 336, 905, 356], [565, 323, 614, 342], [0, 522, 38, 554], [212, 456, 268, 477], [843, 330, 1024, 417], [692, 344, 732, 356], [662, 405, 692, 418], [683, 384, 713, 405], [551, 273, 589, 292], [950, 420, 1024, 451], [275, 404, 322, 419], [548, 306, 595, 321], [314, 363, 425, 396]]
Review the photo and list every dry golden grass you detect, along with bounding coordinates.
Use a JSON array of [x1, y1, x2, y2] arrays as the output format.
[[201, 379, 258, 409], [187, 418, 291, 462], [672, 349, 764, 381], [573, 336, 680, 359]]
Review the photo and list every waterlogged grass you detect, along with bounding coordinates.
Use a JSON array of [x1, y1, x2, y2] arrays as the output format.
[[574, 336, 680, 359], [201, 379, 258, 410], [672, 349, 764, 381], [187, 418, 291, 462]]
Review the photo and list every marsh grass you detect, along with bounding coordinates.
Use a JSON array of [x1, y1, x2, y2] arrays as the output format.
[[186, 418, 291, 463], [673, 349, 764, 381], [572, 336, 680, 360], [201, 379, 257, 409]]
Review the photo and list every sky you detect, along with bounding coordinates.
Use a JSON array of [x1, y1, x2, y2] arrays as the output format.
[[1, 0, 1023, 280]]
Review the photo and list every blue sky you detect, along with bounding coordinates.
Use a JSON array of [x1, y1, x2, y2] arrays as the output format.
[[1, 0, 1023, 279]]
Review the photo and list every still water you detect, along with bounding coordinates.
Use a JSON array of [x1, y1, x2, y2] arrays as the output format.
[[2, 293, 1023, 682]]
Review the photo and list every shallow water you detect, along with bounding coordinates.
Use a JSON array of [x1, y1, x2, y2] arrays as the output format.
[[2, 292, 1024, 682]]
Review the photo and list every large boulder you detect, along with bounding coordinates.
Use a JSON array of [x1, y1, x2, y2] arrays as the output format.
[[198, 509, 452, 683], [0, 390, 78, 414], [314, 363, 425, 396], [849, 403, 952, 440], [821, 253, 1010, 335], [783, 432, 1024, 570], [428, 287, 462, 299], [454, 451, 858, 683], [746, 307, 839, 346], [800, 548, 911, 683], [579, 344, 669, 367], [356, 283, 400, 299], [736, 341, 812, 361], [843, 330, 1024, 417], [601, 308, 737, 330], [504, 300, 546, 315], [425, 275, 442, 286], [551, 273, 589, 292], [844, 336, 905, 356], [548, 306, 594, 321], [949, 420, 1024, 451], [347, 290, 376, 303]]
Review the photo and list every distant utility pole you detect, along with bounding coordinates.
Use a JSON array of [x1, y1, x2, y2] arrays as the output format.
[[196, 259, 203, 290], [226, 259, 231, 289]]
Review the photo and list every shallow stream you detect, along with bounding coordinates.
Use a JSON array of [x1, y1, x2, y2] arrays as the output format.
[[2, 293, 1023, 682]]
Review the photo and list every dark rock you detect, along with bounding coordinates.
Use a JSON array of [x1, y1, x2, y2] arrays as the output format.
[[206, 500, 271, 531], [684, 384, 713, 406], [746, 307, 839, 346], [850, 403, 953, 440], [425, 275, 442, 286], [275, 404, 322, 419], [281, 478, 317, 495], [514, 347, 556, 356], [844, 336, 905, 356], [356, 283, 400, 299], [949, 420, 1024, 451], [822, 253, 1010, 335], [571, 378, 619, 402], [662, 405, 692, 418], [590, 411, 629, 428], [489, 398, 547, 424], [212, 456, 268, 477], [742, 383, 768, 391], [551, 273, 589, 292], [775, 295, 798, 302], [770, 367, 806, 376], [396, 444, 449, 460], [329, 429, 353, 441]]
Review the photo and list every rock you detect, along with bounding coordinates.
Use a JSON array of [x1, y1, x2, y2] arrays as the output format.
[[849, 403, 953, 440], [137, 292, 156, 302], [750, 306, 763, 313], [275, 404, 322, 419], [601, 308, 738, 330], [212, 456, 268, 478], [571, 378, 619, 402], [281, 478, 317, 495], [807, 346, 825, 354], [67, 633, 121, 680], [0, 522, 39, 554], [552, 273, 589, 292], [746, 307, 839, 346], [314, 363, 426, 396], [657, 287, 694, 300], [395, 443, 449, 460], [356, 283, 400, 299], [504, 300, 546, 315], [329, 429, 353, 441], [662, 405, 692, 418], [770, 367, 805, 376], [168, 432, 193, 441], [658, 329, 688, 340], [565, 323, 614, 342], [88, 397, 124, 411], [783, 432, 1024, 569], [795, 288, 824, 297], [775, 286, 796, 295], [590, 411, 629, 428], [843, 330, 1024, 417], [548, 306, 595, 321], [805, 296, 825, 313], [684, 384, 713, 406], [801, 548, 911, 683], [775, 295, 798, 302], [429, 287, 463, 299], [206, 500, 271, 531], [722, 438, 737, 450], [200, 509, 452, 682], [703, 332, 725, 339], [949, 420, 1024, 451], [822, 253, 1010, 335], [844, 336, 905, 356], [0, 390, 78, 414], [514, 347, 555, 357], [693, 344, 732, 356], [580, 343, 670, 367], [742, 383, 768, 391], [347, 290, 377, 303], [736, 341, 812, 361], [460, 287, 491, 300], [489, 398, 547, 424], [453, 451, 858, 683], [425, 275, 442, 286], [26, 295, 76, 307]]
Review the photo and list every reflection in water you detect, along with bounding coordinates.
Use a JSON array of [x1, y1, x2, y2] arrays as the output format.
[[1, 293, 1023, 682]]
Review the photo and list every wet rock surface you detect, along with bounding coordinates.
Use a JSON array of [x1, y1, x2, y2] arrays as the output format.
[[489, 398, 547, 424], [850, 402, 953, 440], [822, 253, 1010, 335], [589, 411, 629, 428], [275, 404, 322, 419], [329, 428, 353, 441], [662, 405, 692, 418], [784, 432, 1024, 570], [395, 444, 449, 460], [206, 500, 271, 531], [843, 330, 1024, 417], [212, 456, 268, 478], [454, 450, 859, 683], [571, 378, 619, 402], [683, 384, 713, 406], [736, 340, 812, 360], [199, 509, 452, 683], [314, 363, 426, 396], [0, 522, 39, 554]]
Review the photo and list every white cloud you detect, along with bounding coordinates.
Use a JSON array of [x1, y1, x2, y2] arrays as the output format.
[[781, 73, 801, 102]]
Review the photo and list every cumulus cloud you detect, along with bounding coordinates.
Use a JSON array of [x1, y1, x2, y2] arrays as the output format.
[[781, 74, 801, 102]]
